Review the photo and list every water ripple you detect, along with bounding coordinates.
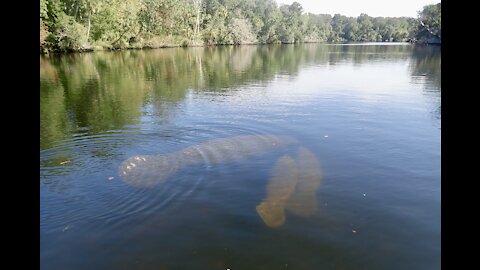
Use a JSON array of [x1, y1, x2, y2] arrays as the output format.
[[40, 121, 292, 233]]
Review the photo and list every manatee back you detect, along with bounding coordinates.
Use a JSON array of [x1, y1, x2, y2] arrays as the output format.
[[119, 154, 179, 187], [176, 134, 297, 165], [118, 134, 297, 187]]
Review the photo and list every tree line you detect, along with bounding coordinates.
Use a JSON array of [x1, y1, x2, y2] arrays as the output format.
[[40, 0, 441, 53]]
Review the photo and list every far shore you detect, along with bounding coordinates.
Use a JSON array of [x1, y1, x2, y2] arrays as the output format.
[[40, 40, 439, 55]]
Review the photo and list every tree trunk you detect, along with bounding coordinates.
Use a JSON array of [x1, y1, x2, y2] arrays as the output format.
[[193, 0, 202, 42], [86, 13, 91, 43], [196, 4, 201, 34]]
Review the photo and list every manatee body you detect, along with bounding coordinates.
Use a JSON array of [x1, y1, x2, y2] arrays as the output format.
[[256, 147, 322, 228], [255, 155, 299, 227], [119, 134, 297, 187]]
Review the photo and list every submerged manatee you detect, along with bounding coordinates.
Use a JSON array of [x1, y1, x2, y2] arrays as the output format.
[[119, 135, 297, 187], [255, 155, 299, 227], [256, 147, 322, 228], [285, 147, 322, 217]]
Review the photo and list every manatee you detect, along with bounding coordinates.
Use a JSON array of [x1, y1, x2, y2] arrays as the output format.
[[256, 155, 299, 228], [285, 147, 322, 217], [119, 134, 297, 187], [256, 147, 322, 228]]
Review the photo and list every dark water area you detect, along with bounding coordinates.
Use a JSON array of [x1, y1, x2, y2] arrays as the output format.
[[40, 43, 440, 270]]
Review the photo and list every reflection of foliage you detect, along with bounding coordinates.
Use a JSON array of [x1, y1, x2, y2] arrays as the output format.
[[40, 80, 70, 149], [326, 44, 413, 65], [410, 46, 441, 89], [40, 44, 426, 149], [410, 45, 441, 123], [40, 52, 148, 149]]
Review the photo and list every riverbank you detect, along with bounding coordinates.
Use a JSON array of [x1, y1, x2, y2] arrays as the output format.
[[40, 35, 328, 54], [40, 40, 428, 55]]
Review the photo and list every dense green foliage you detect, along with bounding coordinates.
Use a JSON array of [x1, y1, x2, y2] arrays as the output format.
[[39, 0, 440, 52], [414, 3, 441, 44]]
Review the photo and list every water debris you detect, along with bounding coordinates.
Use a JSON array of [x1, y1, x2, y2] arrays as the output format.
[[62, 225, 70, 232], [108, 176, 114, 181], [352, 229, 357, 233], [60, 160, 71, 165]]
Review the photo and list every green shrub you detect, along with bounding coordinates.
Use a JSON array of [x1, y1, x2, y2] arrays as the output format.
[[40, 21, 50, 50], [49, 14, 88, 51]]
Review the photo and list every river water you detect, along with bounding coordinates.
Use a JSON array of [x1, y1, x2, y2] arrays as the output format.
[[40, 43, 440, 270]]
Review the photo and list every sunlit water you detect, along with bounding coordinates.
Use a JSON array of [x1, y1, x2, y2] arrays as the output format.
[[40, 43, 440, 270]]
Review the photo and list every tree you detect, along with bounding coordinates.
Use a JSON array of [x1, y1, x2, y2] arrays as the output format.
[[193, 0, 202, 39], [259, 0, 281, 43], [39, 0, 425, 52], [357, 14, 379, 41], [40, 0, 50, 49], [227, 17, 256, 44], [331, 14, 348, 42], [417, 3, 441, 39], [344, 19, 360, 41], [202, 0, 229, 44]]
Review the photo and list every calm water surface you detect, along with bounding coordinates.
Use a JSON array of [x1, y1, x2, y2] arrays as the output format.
[[40, 43, 440, 270]]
